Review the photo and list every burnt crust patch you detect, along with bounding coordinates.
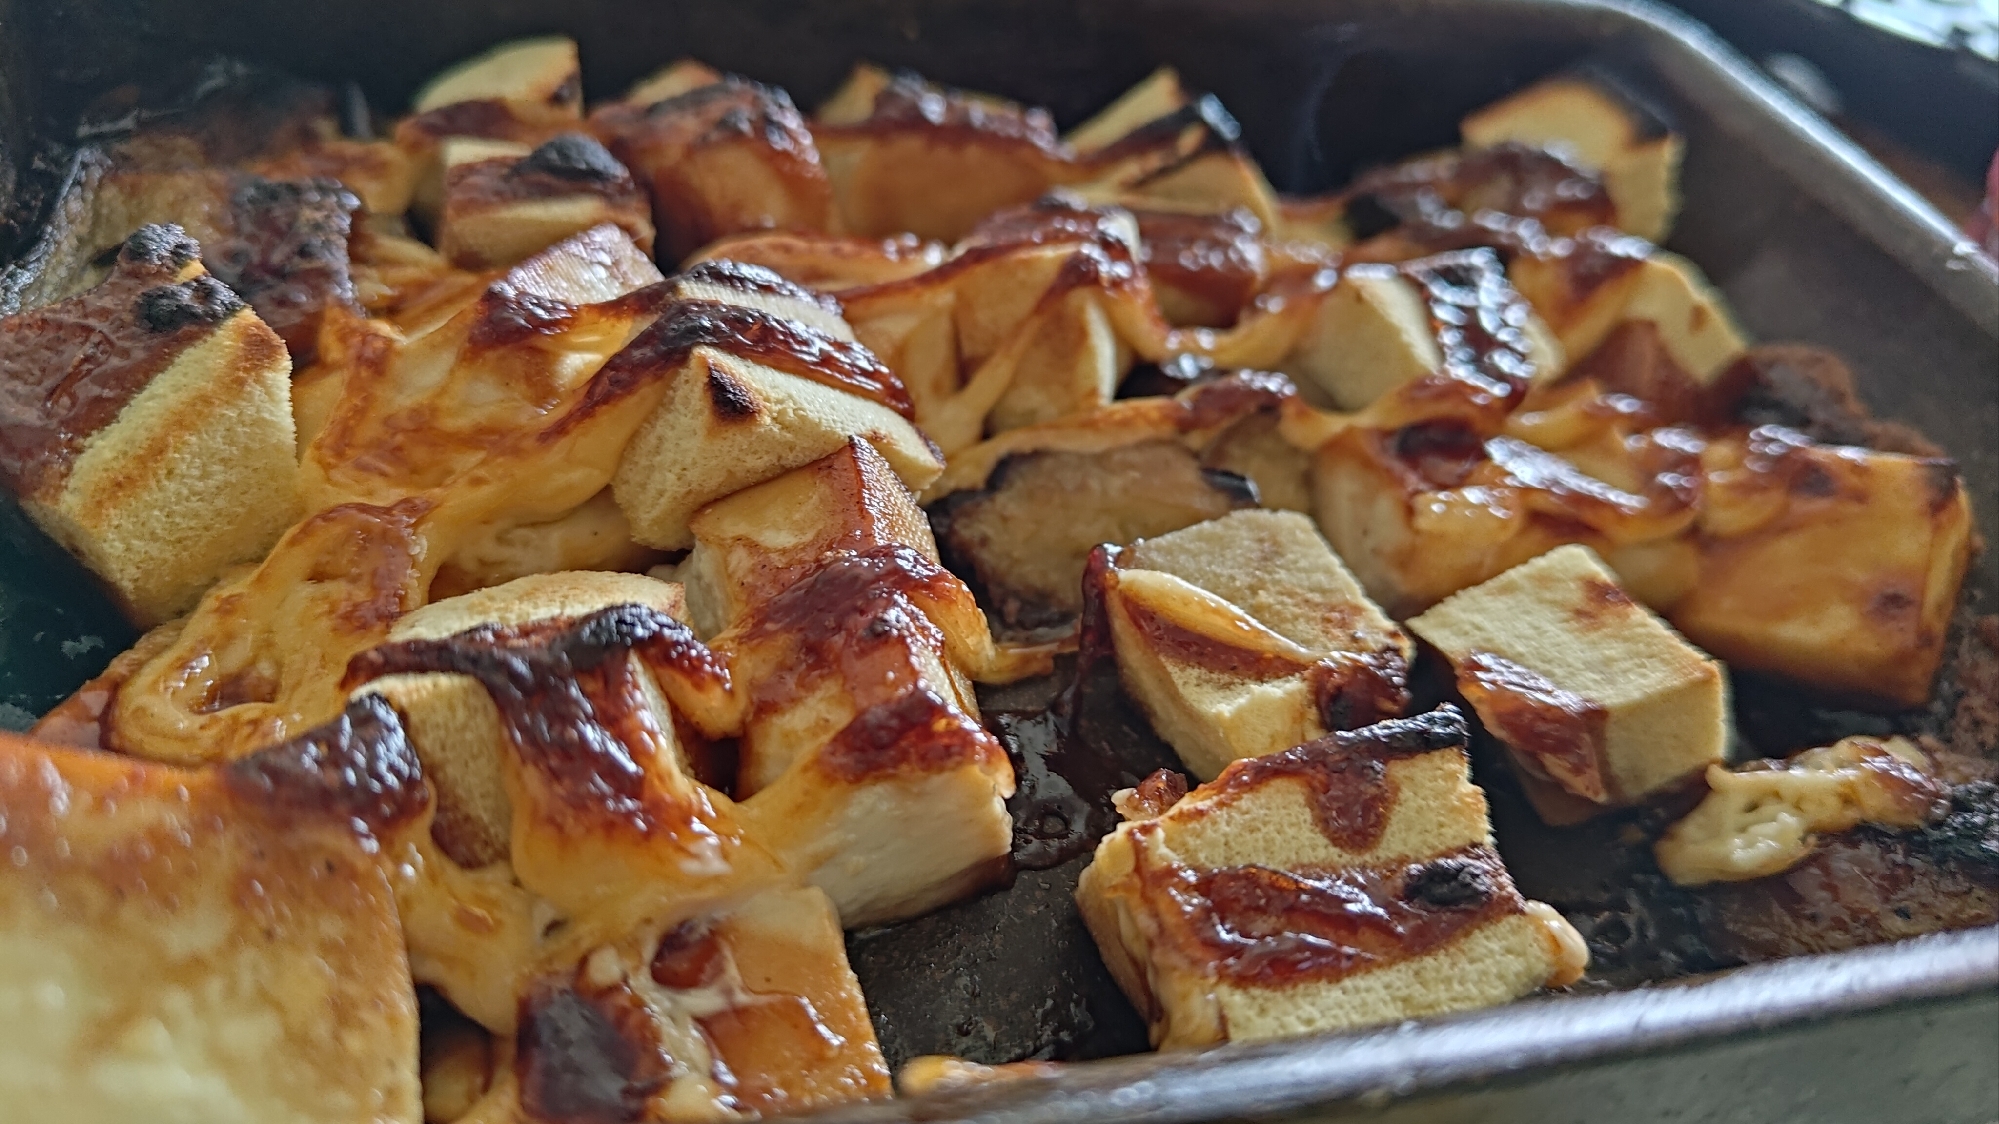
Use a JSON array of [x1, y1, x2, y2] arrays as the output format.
[[136, 273, 245, 332], [518, 132, 629, 182]]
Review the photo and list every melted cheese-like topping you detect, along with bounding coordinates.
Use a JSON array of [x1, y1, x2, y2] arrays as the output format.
[[1653, 735, 1945, 886]]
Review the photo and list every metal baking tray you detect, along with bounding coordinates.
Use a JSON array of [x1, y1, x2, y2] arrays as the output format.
[[1, 0, 1995, 1121]]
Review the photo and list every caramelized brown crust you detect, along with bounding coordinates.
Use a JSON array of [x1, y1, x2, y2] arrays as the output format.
[[1203, 708, 1473, 853], [345, 603, 731, 832], [592, 77, 832, 262], [729, 544, 1005, 782], [204, 176, 361, 361], [1134, 207, 1266, 327], [0, 225, 228, 499], [1135, 841, 1523, 986]]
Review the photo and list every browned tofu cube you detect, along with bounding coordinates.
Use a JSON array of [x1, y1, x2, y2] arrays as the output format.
[[611, 268, 942, 551], [502, 887, 889, 1119], [0, 224, 299, 625], [1076, 708, 1587, 1047], [435, 132, 655, 268], [1100, 510, 1413, 780], [592, 77, 834, 265], [1460, 71, 1684, 243], [1408, 545, 1729, 821], [0, 709, 424, 1121], [679, 436, 937, 637], [814, 67, 1074, 241], [1668, 428, 1975, 708]]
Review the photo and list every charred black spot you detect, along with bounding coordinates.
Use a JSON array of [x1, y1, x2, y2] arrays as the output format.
[[706, 367, 759, 420], [519, 133, 629, 183], [1333, 705, 1470, 757], [1404, 857, 1497, 908], [135, 273, 244, 332], [1917, 782, 1999, 869], [1198, 466, 1260, 506], [516, 984, 667, 1124], [220, 693, 428, 832], [119, 223, 201, 271], [1790, 463, 1837, 498]]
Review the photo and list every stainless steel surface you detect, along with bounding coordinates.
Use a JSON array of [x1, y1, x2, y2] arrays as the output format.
[[1, 1, 1995, 1121]]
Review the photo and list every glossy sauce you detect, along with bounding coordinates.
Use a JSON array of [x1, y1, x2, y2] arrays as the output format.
[[0, 226, 239, 498], [734, 545, 1002, 783], [445, 133, 643, 211], [1135, 208, 1265, 325], [1457, 651, 1609, 803], [852, 74, 1065, 155], [1399, 249, 1540, 400], [343, 603, 728, 835], [1212, 708, 1471, 853], [1141, 840, 1521, 985], [587, 298, 913, 419]]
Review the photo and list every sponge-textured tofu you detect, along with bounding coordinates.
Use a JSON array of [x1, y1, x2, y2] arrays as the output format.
[[1460, 72, 1683, 243], [717, 544, 1014, 927], [1075, 708, 1587, 1048], [1409, 544, 1728, 821], [1669, 428, 1974, 708], [0, 224, 299, 625], [435, 132, 655, 268], [497, 887, 889, 1120], [0, 713, 424, 1123], [1101, 510, 1414, 780], [591, 77, 833, 264], [681, 436, 937, 638], [345, 595, 789, 1031], [611, 282, 942, 551], [1288, 250, 1564, 410], [814, 67, 1075, 241], [358, 570, 692, 869], [412, 37, 582, 117]]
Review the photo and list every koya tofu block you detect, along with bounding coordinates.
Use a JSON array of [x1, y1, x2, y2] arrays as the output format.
[[1408, 544, 1728, 822]]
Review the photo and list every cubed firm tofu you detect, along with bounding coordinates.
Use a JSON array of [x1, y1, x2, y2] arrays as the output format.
[[1075, 708, 1588, 1048], [1100, 509, 1414, 781], [1408, 544, 1729, 823]]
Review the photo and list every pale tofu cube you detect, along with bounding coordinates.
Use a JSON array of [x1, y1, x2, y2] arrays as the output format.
[[1075, 708, 1587, 1048], [412, 36, 582, 116], [0, 720, 422, 1123], [1620, 253, 1747, 383], [1408, 544, 1728, 819], [1103, 510, 1414, 780]]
